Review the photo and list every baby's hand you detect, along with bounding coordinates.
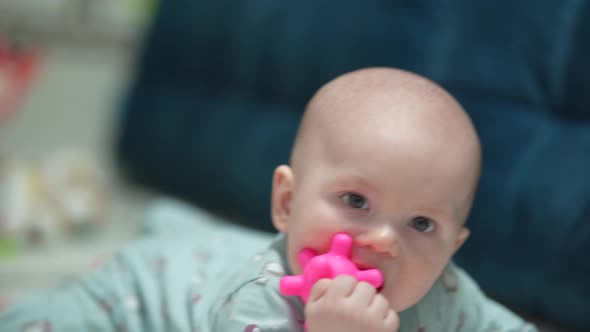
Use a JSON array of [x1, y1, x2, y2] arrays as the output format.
[[305, 275, 399, 332]]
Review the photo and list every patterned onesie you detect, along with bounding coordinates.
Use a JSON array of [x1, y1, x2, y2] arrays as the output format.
[[0, 201, 538, 332]]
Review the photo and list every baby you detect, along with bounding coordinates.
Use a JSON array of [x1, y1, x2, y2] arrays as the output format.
[[208, 67, 536, 331], [0, 68, 537, 332]]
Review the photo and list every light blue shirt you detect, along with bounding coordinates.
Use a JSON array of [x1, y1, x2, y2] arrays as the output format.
[[0, 201, 537, 332]]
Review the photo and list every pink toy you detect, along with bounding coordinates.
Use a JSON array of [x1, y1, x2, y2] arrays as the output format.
[[279, 233, 383, 304]]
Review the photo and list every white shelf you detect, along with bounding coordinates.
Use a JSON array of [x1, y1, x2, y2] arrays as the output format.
[[0, 41, 155, 301]]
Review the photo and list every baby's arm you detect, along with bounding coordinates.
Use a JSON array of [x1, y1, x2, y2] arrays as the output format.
[[210, 278, 305, 331], [0, 254, 140, 331], [0, 236, 200, 332], [0, 285, 107, 331]]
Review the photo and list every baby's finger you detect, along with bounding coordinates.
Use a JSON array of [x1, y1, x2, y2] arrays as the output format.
[[383, 308, 400, 330], [350, 281, 377, 306], [308, 278, 332, 303], [324, 275, 357, 300], [369, 294, 391, 319]]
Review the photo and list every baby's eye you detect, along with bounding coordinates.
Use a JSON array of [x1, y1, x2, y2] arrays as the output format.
[[409, 216, 435, 233], [341, 193, 369, 210]]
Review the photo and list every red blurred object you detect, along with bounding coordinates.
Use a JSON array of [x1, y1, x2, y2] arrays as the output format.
[[0, 296, 10, 313], [0, 37, 43, 125]]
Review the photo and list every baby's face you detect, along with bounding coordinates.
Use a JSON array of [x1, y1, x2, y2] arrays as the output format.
[[272, 68, 479, 311], [276, 136, 472, 311]]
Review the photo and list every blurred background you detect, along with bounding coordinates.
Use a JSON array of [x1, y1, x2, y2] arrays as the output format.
[[1, 1, 588, 331], [0, 0, 157, 300]]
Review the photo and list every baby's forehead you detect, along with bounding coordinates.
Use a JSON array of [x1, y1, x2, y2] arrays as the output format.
[[293, 68, 481, 184], [311, 74, 460, 128], [312, 92, 459, 148], [298, 86, 470, 164]]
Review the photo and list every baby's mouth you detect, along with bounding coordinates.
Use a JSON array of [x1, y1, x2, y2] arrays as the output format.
[[357, 263, 376, 270], [356, 262, 381, 272]]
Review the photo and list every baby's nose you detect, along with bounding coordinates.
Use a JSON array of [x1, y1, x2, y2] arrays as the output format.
[[355, 225, 399, 257]]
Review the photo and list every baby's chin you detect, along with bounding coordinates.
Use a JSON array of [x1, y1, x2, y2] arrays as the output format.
[[385, 295, 418, 312]]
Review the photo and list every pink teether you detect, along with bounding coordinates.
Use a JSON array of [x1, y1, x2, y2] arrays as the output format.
[[279, 233, 383, 303]]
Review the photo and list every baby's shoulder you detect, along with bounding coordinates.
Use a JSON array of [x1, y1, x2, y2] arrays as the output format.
[[213, 242, 289, 298], [204, 240, 303, 330], [405, 263, 537, 332]]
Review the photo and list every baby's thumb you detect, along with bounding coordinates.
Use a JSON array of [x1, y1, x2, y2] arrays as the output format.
[[308, 278, 331, 303]]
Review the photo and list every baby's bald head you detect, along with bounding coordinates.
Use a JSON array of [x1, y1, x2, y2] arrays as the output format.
[[290, 67, 481, 219]]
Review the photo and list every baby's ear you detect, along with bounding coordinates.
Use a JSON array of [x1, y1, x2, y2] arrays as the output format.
[[454, 227, 470, 253], [271, 165, 295, 233]]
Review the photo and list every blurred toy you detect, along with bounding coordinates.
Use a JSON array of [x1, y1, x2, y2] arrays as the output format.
[[0, 149, 110, 254], [279, 233, 383, 304]]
